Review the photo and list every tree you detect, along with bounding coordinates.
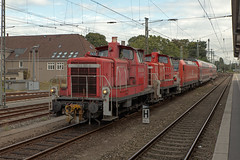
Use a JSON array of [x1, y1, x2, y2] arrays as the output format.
[[187, 41, 207, 60], [128, 35, 180, 56], [127, 35, 208, 61], [85, 32, 108, 47], [128, 35, 145, 50], [215, 57, 225, 72], [219, 57, 225, 71]]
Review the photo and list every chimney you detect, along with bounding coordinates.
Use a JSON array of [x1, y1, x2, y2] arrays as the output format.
[[112, 37, 117, 43], [121, 41, 125, 46]]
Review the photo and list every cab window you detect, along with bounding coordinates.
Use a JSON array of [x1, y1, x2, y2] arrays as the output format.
[[145, 56, 151, 62], [137, 51, 144, 63], [172, 60, 179, 71], [119, 49, 134, 60], [159, 56, 168, 64], [98, 50, 108, 57]]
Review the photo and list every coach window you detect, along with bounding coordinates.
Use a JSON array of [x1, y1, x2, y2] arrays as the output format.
[[119, 49, 134, 60], [159, 56, 168, 64]]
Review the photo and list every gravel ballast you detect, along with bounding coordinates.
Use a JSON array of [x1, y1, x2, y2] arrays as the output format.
[[43, 75, 228, 160]]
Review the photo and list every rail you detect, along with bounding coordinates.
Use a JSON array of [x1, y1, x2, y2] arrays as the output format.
[[128, 76, 231, 160], [0, 122, 113, 160], [0, 103, 50, 127]]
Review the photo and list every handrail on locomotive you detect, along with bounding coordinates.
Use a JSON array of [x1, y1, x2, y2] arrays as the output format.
[[49, 74, 113, 122]]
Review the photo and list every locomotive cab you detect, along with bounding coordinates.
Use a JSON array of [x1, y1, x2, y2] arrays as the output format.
[[148, 52, 180, 96]]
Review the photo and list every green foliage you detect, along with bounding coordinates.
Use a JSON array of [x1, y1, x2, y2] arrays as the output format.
[[85, 32, 108, 47], [23, 70, 30, 79], [128, 35, 180, 56], [215, 57, 225, 72], [128, 35, 145, 50], [187, 41, 207, 59], [128, 35, 208, 61]]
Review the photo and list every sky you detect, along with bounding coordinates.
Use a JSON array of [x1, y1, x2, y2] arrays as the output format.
[[4, 0, 236, 64]]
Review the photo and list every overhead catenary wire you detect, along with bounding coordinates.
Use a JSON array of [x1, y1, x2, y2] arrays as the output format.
[[149, 14, 231, 23], [90, 0, 144, 26], [197, 0, 224, 54], [3, 0, 233, 53], [208, 0, 224, 48], [65, 0, 140, 38], [4, 2, 136, 41], [200, 27, 231, 39], [150, 0, 194, 40], [7, 16, 136, 40], [90, 0, 172, 39]]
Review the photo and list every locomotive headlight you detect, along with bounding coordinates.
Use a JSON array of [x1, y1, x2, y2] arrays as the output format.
[[102, 89, 108, 95], [50, 88, 56, 94]]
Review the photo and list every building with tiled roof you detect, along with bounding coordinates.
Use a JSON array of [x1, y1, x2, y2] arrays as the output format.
[[5, 34, 95, 82]]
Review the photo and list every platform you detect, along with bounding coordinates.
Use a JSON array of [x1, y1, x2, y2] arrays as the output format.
[[212, 74, 240, 160]]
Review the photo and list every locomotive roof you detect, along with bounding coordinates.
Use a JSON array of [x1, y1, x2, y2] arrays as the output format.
[[95, 44, 139, 51]]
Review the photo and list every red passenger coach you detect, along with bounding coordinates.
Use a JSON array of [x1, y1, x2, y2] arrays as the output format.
[[209, 63, 217, 79], [193, 59, 216, 83], [51, 37, 153, 122]]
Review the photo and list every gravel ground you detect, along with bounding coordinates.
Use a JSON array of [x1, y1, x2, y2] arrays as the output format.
[[0, 116, 68, 148], [0, 75, 228, 160], [190, 76, 231, 160], [43, 75, 227, 160]]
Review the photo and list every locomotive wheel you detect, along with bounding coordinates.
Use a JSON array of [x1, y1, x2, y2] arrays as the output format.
[[61, 107, 66, 115]]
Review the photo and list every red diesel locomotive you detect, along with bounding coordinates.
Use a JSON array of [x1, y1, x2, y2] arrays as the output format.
[[51, 37, 154, 122], [50, 37, 217, 123]]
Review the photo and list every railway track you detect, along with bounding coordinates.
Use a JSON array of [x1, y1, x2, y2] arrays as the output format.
[[128, 76, 231, 160], [0, 103, 49, 127], [6, 91, 49, 102], [0, 121, 112, 160], [0, 76, 229, 159]]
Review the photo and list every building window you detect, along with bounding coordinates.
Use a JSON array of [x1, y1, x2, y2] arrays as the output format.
[[56, 62, 64, 70], [19, 61, 23, 68], [47, 62, 55, 70]]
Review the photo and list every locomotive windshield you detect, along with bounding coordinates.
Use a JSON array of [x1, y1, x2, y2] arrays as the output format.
[[145, 56, 151, 62], [98, 49, 108, 57], [159, 56, 168, 64], [172, 60, 179, 71], [137, 50, 144, 63], [119, 49, 134, 60]]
